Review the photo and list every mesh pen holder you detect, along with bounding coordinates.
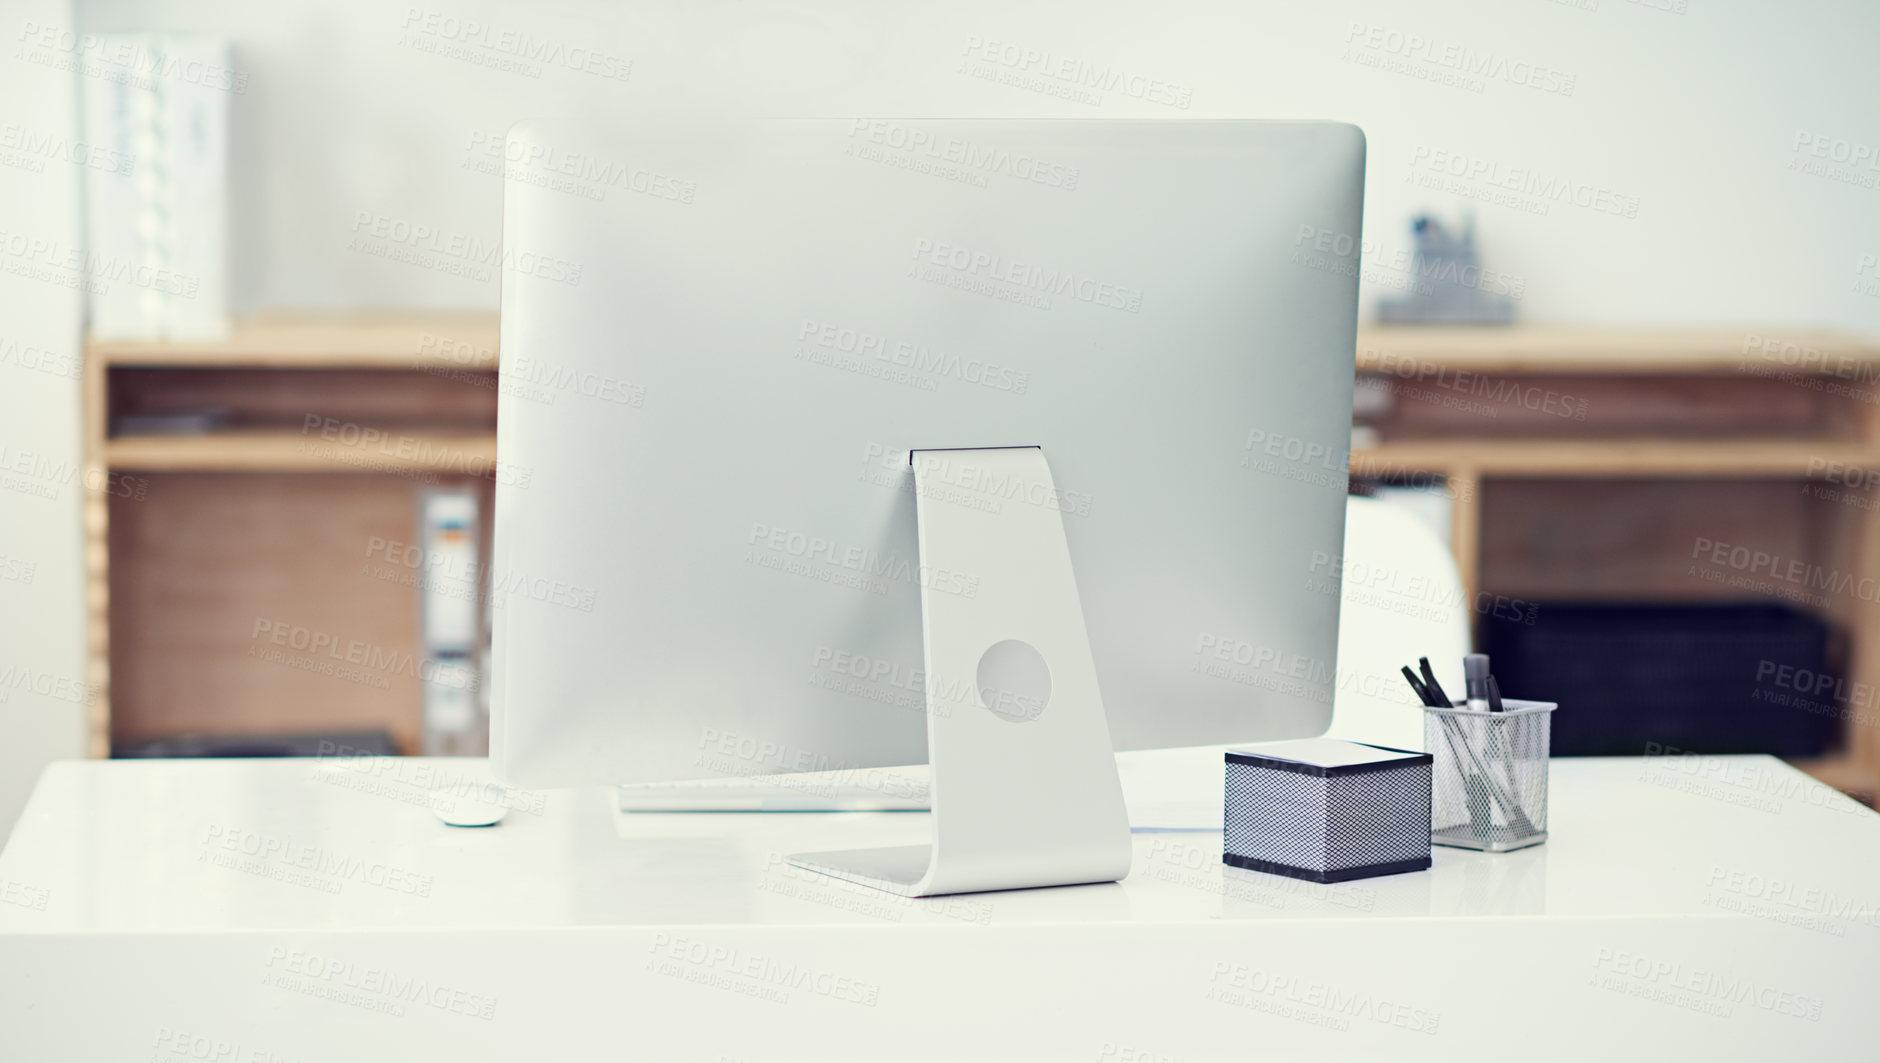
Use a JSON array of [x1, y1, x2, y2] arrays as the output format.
[[1423, 700, 1554, 852]]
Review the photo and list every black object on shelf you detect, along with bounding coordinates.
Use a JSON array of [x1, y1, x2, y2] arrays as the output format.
[[1482, 602, 1839, 757], [113, 729, 397, 759]]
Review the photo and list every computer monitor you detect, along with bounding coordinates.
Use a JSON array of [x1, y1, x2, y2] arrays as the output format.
[[492, 118, 1364, 894]]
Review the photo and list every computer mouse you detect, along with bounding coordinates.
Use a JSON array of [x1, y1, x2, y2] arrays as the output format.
[[431, 785, 508, 827]]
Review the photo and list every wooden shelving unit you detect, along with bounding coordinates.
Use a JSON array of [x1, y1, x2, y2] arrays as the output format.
[[103, 429, 501, 473], [94, 311, 500, 369], [1356, 326, 1871, 374], [82, 312, 501, 756], [80, 316, 1880, 801], [1356, 438, 1876, 477], [1354, 325, 1880, 801]]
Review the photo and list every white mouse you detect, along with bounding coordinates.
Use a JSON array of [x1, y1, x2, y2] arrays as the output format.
[[431, 783, 509, 827]]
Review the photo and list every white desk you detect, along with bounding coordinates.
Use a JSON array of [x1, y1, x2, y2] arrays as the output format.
[[2, 752, 1876, 1060]]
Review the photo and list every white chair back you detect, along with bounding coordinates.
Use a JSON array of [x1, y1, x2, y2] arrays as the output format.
[[1322, 495, 1473, 752]]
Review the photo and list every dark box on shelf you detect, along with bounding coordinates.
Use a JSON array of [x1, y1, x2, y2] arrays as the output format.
[[1483, 602, 1837, 757], [113, 729, 397, 758], [1223, 739, 1432, 884]]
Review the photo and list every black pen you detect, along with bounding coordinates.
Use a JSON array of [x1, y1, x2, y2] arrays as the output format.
[[1419, 657, 1454, 708]]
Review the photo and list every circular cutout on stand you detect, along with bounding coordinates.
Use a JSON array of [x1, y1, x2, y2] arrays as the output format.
[[976, 639, 1053, 723]]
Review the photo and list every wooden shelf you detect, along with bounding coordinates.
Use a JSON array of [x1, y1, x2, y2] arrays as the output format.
[[1356, 326, 1880, 375], [89, 311, 499, 369], [1354, 438, 1877, 478], [84, 313, 509, 758], [1792, 754, 1880, 803], [105, 429, 498, 473], [1351, 326, 1880, 797], [94, 319, 1876, 375], [80, 317, 1880, 798], [90, 318, 1875, 375]]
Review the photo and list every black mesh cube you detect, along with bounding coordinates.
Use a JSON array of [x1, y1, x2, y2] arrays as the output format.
[[1223, 741, 1433, 884]]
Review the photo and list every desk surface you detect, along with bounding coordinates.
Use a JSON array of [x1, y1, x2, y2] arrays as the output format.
[[0, 751, 1872, 932], [3, 752, 1876, 1061]]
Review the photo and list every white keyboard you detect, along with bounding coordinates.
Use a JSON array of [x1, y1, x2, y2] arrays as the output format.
[[616, 768, 930, 812], [613, 746, 1234, 826]]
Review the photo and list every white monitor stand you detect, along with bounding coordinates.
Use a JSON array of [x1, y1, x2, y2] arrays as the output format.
[[789, 447, 1133, 896]]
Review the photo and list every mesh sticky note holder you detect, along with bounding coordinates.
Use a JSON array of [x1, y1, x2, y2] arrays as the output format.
[[1223, 741, 1432, 884], [1423, 700, 1555, 852]]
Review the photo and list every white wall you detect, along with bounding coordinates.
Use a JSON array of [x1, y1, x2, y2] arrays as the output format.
[[69, 0, 1880, 332], [0, 0, 89, 837]]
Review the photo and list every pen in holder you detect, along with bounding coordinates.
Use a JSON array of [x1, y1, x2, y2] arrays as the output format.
[[1423, 700, 1554, 852]]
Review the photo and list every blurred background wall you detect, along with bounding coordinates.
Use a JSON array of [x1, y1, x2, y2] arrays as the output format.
[[4, 0, 1879, 834], [68, 0, 1880, 328], [0, 0, 88, 831]]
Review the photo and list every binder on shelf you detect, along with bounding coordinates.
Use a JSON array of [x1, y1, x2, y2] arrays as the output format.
[[419, 488, 483, 755]]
